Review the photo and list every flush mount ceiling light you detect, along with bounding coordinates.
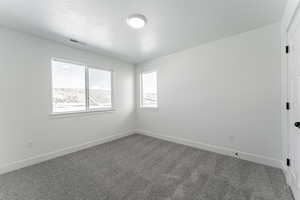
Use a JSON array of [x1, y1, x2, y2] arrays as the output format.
[[126, 14, 147, 29]]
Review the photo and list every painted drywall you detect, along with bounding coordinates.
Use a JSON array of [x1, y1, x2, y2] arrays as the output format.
[[136, 23, 282, 166], [281, 0, 300, 199], [0, 27, 135, 172]]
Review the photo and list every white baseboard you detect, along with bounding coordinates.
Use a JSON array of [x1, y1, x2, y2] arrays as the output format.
[[135, 129, 282, 169], [0, 129, 283, 176], [0, 130, 134, 175]]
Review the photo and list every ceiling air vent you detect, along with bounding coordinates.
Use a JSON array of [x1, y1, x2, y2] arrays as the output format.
[[69, 38, 86, 46], [69, 38, 79, 43]]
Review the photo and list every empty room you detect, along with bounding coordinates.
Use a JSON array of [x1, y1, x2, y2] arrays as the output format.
[[0, 0, 300, 199]]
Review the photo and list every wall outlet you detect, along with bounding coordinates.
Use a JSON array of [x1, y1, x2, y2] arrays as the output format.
[[229, 135, 235, 144], [27, 141, 33, 148]]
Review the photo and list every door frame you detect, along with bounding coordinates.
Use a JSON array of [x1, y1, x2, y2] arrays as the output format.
[[284, 1, 300, 199]]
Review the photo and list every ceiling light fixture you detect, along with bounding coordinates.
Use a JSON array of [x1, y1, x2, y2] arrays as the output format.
[[126, 14, 147, 29]]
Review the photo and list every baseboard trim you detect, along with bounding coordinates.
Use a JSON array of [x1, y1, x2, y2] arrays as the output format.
[[135, 129, 282, 169], [0, 130, 134, 175], [0, 129, 283, 175]]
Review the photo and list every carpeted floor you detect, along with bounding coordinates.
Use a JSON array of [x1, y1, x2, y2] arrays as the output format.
[[0, 134, 294, 200]]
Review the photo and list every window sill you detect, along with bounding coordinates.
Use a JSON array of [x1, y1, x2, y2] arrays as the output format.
[[50, 109, 115, 119], [139, 106, 158, 111]]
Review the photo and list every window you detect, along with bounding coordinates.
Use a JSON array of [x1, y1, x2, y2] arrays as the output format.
[[51, 60, 86, 113], [88, 68, 112, 109], [51, 59, 113, 114], [140, 71, 157, 108]]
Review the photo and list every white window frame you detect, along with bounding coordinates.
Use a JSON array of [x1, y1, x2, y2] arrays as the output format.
[[140, 70, 158, 108], [50, 58, 114, 115]]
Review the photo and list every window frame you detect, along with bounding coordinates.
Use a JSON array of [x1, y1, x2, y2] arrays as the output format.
[[50, 58, 114, 115], [140, 70, 158, 109]]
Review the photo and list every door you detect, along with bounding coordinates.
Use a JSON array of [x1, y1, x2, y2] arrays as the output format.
[[288, 6, 300, 200]]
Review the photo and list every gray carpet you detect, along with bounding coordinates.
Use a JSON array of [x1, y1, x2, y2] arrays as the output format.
[[0, 134, 294, 200]]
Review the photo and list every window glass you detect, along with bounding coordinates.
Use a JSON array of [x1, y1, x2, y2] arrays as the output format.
[[141, 71, 157, 107], [88, 68, 112, 110], [51, 60, 86, 113]]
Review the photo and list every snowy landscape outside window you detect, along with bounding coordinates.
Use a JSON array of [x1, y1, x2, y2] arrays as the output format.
[[140, 71, 157, 108], [88, 68, 112, 110], [51, 59, 113, 114]]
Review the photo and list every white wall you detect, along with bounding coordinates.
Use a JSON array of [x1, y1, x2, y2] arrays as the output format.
[[0, 27, 135, 173], [136, 23, 282, 167]]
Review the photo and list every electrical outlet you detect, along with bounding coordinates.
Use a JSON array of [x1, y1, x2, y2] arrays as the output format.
[[27, 141, 33, 148], [229, 135, 235, 144]]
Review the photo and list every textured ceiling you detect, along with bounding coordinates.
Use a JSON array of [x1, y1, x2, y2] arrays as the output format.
[[0, 0, 287, 63]]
